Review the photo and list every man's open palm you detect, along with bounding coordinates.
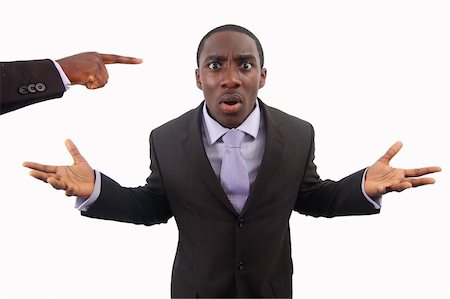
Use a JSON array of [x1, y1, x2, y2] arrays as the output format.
[[23, 139, 95, 198], [365, 141, 441, 198]]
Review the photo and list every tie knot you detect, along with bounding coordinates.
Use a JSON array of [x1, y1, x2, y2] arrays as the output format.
[[222, 129, 245, 148]]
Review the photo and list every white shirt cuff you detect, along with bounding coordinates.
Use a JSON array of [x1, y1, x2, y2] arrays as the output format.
[[75, 170, 101, 212], [362, 168, 382, 209], [52, 60, 71, 91]]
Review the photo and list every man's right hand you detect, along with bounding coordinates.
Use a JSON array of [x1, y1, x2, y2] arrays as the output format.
[[23, 139, 95, 198], [56, 52, 143, 89]]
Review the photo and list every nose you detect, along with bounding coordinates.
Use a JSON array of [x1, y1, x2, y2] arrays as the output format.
[[221, 65, 241, 89]]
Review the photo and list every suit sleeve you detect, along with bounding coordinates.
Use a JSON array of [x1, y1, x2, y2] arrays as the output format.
[[0, 59, 66, 114], [81, 133, 173, 225], [294, 125, 380, 217]]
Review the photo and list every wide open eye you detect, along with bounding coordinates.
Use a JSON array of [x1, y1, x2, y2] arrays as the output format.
[[208, 62, 221, 70], [241, 62, 253, 70]]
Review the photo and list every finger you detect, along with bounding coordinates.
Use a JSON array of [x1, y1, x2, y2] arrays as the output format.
[[100, 54, 143, 64], [85, 82, 96, 89], [387, 177, 436, 192], [376, 182, 410, 194], [85, 77, 108, 89], [65, 139, 86, 163], [404, 166, 442, 177], [376, 184, 387, 195], [23, 161, 57, 173], [377, 141, 403, 164], [84, 63, 109, 89], [65, 184, 77, 197], [93, 61, 109, 88], [28, 170, 54, 183], [387, 181, 413, 193], [408, 177, 436, 187], [47, 177, 67, 191]]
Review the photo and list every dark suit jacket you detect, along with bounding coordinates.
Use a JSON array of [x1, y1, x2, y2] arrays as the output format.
[[82, 100, 379, 298], [0, 59, 65, 114]]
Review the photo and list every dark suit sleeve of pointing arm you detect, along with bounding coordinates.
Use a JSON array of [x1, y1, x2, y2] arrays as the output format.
[[81, 135, 173, 225], [294, 126, 380, 217], [0, 59, 66, 114]]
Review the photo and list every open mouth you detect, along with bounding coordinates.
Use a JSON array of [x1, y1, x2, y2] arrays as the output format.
[[223, 99, 239, 106], [220, 94, 243, 113]]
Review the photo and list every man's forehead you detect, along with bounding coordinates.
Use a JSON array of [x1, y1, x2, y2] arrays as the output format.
[[200, 31, 259, 59]]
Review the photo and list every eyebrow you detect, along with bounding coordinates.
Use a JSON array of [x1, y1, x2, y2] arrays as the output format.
[[205, 55, 225, 62], [205, 54, 257, 63], [237, 55, 257, 62]]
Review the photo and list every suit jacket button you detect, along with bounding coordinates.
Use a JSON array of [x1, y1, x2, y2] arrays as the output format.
[[237, 261, 244, 271], [238, 218, 244, 228], [18, 85, 28, 95], [35, 82, 46, 92]]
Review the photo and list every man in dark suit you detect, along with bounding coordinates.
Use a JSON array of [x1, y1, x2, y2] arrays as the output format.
[[0, 52, 142, 114], [23, 24, 441, 298]]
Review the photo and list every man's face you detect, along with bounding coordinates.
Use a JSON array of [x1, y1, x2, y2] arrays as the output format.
[[196, 31, 267, 128]]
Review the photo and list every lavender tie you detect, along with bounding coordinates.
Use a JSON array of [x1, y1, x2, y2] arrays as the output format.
[[220, 129, 249, 214]]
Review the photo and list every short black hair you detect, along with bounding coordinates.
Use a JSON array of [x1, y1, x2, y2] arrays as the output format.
[[196, 24, 264, 68]]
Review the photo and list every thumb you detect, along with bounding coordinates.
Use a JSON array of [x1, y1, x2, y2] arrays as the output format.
[[65, 139, 87, 164], [377, 141, 403, 165]]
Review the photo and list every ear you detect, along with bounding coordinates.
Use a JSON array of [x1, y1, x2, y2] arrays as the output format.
[[259, 68, 267, 88], [195, 69, 203, 90]]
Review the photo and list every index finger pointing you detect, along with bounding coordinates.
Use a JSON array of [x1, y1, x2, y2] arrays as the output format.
[[100, 53, 143, 64]]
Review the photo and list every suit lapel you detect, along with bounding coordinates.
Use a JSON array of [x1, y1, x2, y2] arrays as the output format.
[[182, 103, 238, 215], [241, 102, 284, 215]]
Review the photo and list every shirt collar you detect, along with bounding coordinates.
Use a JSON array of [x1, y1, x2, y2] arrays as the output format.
[[202, 100, 261, 145]]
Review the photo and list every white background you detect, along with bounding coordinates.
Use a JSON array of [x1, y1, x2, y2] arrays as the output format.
[[0, 1, 448, 298]]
